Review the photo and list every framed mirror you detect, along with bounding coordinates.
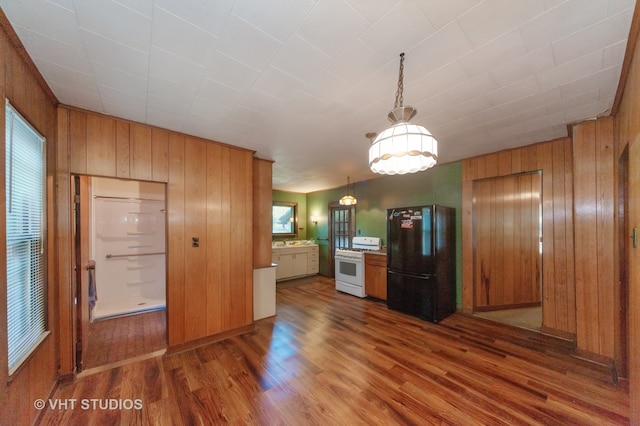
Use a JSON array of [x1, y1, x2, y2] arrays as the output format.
[[272, 202, 298, 237]]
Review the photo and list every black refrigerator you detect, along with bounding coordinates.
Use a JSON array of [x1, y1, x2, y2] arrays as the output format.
[[386, 205, 455, 323]]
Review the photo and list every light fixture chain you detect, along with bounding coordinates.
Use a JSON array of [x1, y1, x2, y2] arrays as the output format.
[[394, 53, 405, 108]]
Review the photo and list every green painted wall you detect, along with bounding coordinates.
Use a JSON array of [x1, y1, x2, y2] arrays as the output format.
[[273, 161, 463, 306]]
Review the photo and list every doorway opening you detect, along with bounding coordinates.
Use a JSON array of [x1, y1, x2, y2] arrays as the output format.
[[73, 175, 167, 371], [328, 203, 356, 278], [472, 171, 543, 331]]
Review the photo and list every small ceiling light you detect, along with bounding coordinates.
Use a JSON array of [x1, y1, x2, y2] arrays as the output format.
[[339, 177, 357, 206], [369, 53, 438, 175]]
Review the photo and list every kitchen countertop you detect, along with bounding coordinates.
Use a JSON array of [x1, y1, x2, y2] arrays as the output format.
[[365, 250, 387, 256]]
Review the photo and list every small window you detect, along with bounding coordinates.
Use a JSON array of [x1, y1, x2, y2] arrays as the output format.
[[6, 101, 47, 375], [272, 202, 297, 237]]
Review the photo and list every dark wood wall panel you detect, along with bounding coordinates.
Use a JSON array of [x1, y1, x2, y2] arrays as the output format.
[[58, 107, 257, 351], [573, 117, 616, 358], [206, 143, 224, 335], [253, 158, 273, 268], [183, 138, 208, 341], [462, 138, 576, 339], [86, 114, 116, 176], [167, 133, 185, 346]]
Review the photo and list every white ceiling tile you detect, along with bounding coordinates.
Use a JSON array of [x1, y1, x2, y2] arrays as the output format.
[[115, 0, 153, 17], [33, 59, 96, 93], [489, 45, 555, 86], [558, 65, 622, 99], [188, 96, 231, 121], [206, 52, 261, 92], [360, 0, 436, 61], [81, 29, 149, 78], [103, 101, 147, 124], [519, 0, 608, 51], [145, 108, 184, 133], [563, 97, 614, 122], [303, 70, 353, 103], [407, 20, 474, 77], [0, 0, 82, 47], [607, 0, 637, 15], [552, 9, 634, 65], [288, 90, 330, 116], [521, 110, 566, 133], [251, 66, 304, 101], [420, 73, 499, 117], [458, 29, 529, 77], [326, 40, 385, 85], [97, 84, 147, 111], [147, 75, 196, 106], [151, 6, 220, 67], [271, 34, 332, 83], [232, 0, 314, 42], [49, 0, 74, 12], [457, 0, 546, 48], [545, 88, 601, 115], [74, 0, 151, 53], [413, 0, 483, 29], [536, 50, 604, 91], [154, 0, 234, 37], [240, 88, 288, 116], [487, 76, 541, 107], [91, 61, 148, 97], [603, 40, 628, 68], [296, 0, 370, 57], [14, 25, 92, 73], [217, 14, 283, 71], [148, 46, 206, 90], [197, 78, 243, 108], [345, 0, 400, 24], [50, 82, 102, 111], [409, 61, 470, 101]]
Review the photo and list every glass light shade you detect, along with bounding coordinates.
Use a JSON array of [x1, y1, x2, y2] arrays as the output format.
[[369, 122, 438, 175], [339, 194, 357, 205]]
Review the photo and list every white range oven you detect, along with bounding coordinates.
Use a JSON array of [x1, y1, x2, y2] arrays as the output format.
[[335, 237, 381, 298]]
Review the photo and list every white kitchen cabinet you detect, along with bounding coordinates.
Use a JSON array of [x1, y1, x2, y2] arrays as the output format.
[[272, 244, 319, 281]]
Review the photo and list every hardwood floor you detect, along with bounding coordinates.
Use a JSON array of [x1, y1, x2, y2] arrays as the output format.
[[39, 277, 629, 425], [83, 309, 167, 370]]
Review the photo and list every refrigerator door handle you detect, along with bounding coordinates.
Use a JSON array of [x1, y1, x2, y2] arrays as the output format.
[[388, 269, 434, 280]]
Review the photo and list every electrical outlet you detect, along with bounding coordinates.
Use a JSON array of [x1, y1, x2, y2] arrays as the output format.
[[192, 237, 199, 248]]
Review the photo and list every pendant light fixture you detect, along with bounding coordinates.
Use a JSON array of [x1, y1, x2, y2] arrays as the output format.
[[369, 53, 438, 175], [339, 177, 357, 205]]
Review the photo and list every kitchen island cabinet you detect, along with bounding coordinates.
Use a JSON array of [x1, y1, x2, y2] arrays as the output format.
[[365, 253, 387, 300], [272, 245, 319, 281]]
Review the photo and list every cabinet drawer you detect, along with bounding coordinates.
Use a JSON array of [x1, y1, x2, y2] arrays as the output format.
[[365, 253, 387, 267]]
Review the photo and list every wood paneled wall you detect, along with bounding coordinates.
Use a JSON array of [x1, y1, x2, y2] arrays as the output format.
[[0, 10, 59, 425], [57, 107, 256, 355], [572, 117, 616, 359], [253, 158, 273, 268], [462, 138, 576, 338], [615, 6, 640, 418]]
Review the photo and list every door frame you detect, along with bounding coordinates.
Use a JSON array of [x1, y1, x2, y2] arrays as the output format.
[[71, 174, 168, 371], [328, 202, 356, 278]]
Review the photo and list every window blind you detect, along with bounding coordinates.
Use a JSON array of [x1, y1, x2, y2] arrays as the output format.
[[5, 101, 46, 375]]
